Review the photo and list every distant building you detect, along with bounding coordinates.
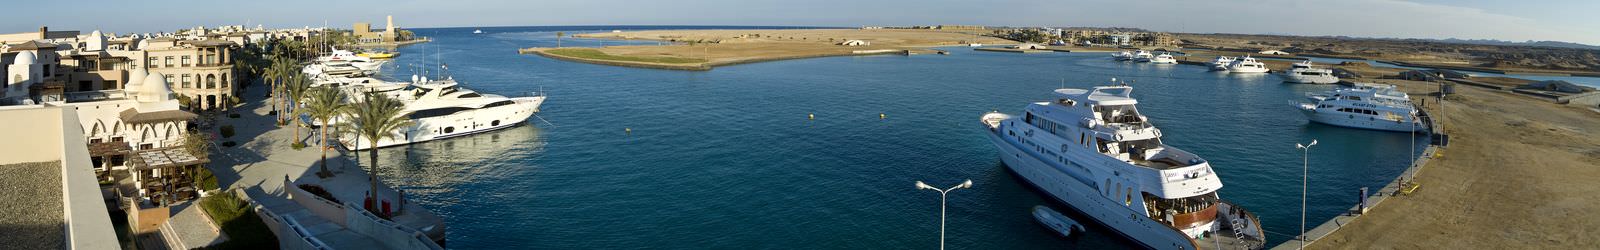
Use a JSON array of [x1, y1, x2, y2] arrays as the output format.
[[1258, 50, 1290, 55], [936, 25, 987, 30], [354, 15, 402, 43], [1011, 43, 1047, 50], [838, 40, 870, 46]]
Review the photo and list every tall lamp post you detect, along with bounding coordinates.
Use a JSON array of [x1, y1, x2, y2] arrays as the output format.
[[1295, 139, 1318, 250], [916, 179, 973, 250]]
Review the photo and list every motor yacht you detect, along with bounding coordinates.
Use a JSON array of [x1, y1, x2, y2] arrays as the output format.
[[1294, 83, 1425, 132], [1208, 56, 1234, 71], [1149, 53, 1178, 64], [1226, 56, 1269, 73], [1112, 51, 1135, 61], [1280, 61, 1339, 84], [1132, 50, 1154, 62], [981, 85, 1266, 250], [318, 49, 386, 72], [342, 77, 547, 150]]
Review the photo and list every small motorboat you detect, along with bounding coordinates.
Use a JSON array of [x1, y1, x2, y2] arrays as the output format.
[[1032, 205, 1086, 238], [473, 29, 484, 34]]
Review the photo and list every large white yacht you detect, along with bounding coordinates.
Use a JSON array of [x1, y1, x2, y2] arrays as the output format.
[[1112, 51, 1135, 61], [982, 85, 1265, 250], [1226, 56, 1269, 73], [342, 77, 547, 150], [318, 49, 387, 72], [1149, 53, 1178, 64], [1280, 61, 1339, 84], [1294, 83, 1424, 132], [1208, 56, 1234, 71], [302, 60, 374, 77], [1132, 50, 1155, 62]]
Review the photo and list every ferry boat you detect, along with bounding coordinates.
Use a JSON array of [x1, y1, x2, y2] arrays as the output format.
[[981, 85, 1265, 250], [1294, 83, 1424, 132], [342, 77, 546, 150], [1208, 56, 1234, 71], [1280, 61, 1339, 84], [1132, 50, 1155, 62], [1112, 51, 1135, 61], [1226, 56, 1269, 73], [1149, 53, 1178, 64]]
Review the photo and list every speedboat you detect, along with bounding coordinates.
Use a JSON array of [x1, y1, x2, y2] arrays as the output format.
[[1280, 61, 1339, 84], [1132, 50, 1154, 62], [1226, 56, 1269, 73], [969, 43, 983, 47], [1112, 51, 1134, 61], [1294, 83, 1424, 132], [473, 29, 484, 34], [1209, 56, 1234, 71], [342, 76, 547, 150], [1032, 206, 1086, 238], [1149, 53, 1177, 64], [982, 85, 1266, 249]]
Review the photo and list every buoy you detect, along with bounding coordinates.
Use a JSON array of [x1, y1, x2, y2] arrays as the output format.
[[625, 127, 632, 134], [880, 113, 886, 119], [808, 113, 814, 120]]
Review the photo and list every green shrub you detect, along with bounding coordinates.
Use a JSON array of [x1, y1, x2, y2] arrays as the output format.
[[222, 141, 236, 147], [228, 113, 240, 119], [291, 141, 306, 150], [219, 125, 235, 138], [192, 168, 219, 191], [198, 191, 278, 249]]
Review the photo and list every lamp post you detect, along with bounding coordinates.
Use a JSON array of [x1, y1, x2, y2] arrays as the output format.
[[916, 179, 973, 250], [1295, 139, 1318, 250]]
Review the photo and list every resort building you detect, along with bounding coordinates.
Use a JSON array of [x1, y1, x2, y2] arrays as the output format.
[[140, 37, 239, 110], [354, 15, 401, 43]]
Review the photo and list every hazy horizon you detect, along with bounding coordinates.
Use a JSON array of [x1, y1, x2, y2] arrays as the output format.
[[9, 0, 1599, 46]]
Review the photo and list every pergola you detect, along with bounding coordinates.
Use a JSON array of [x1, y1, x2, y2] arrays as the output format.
[[126, 147, 208, 206]]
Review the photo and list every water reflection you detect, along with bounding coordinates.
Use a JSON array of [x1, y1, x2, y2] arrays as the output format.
[[364, 124, 546, 199]]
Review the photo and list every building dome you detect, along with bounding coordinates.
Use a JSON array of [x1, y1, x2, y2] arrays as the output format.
[[12, 51, 36, 65], [136, 71, 174, 102], [124, 67, 149, 92]]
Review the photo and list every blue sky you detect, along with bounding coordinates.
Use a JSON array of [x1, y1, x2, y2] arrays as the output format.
[[9, 0, 1599, 45]]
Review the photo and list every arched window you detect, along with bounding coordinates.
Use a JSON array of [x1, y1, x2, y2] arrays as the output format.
[[206, 74, 216, 89]]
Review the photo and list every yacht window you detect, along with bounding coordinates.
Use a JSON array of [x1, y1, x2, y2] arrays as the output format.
[[459, 93, 482, 98], [483, 100, 514, 108]]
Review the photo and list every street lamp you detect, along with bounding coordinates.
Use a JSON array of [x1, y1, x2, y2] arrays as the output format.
[[916, 179, 973, 250], [1295, 139, 1318, 250]]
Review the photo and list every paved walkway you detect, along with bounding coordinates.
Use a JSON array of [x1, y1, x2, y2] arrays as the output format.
[[205, 84, 444, 248], [160, 201, 227, 249]]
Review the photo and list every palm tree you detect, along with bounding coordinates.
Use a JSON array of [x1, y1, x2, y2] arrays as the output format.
[[345, 92, 414, 210], [556, 32, 565, 48], [282, 73, 313, 145], [297, 86, 350, 177]]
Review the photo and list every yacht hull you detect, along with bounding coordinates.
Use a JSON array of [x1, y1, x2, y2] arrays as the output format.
[[985, 126, 1201, 250], [1282, 74, 1339, 84], [1300, 109, 1424, 132]]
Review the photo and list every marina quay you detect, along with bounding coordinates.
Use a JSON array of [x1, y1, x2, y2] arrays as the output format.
[[4, 1, 1600, 249]]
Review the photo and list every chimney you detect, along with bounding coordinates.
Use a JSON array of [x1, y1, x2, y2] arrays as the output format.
[[39, 26, 48, 39]]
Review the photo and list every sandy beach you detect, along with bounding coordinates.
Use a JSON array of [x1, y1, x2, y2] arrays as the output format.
[[1306, 78, 1600, 249], [520, 29, 1015, 70]]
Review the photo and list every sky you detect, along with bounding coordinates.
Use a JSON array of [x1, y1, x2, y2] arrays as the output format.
[[8, 0, 1599, 45]]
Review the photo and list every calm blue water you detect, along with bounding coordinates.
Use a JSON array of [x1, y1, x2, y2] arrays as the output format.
[[361, 26, 1426, 249]]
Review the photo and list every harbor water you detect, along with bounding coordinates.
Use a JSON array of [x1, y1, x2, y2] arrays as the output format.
[[364, 26, 1427, 249]]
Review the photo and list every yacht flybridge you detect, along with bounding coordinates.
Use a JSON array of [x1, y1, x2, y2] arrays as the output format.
[[341, 76, 547, 150], [982, 85, 1265, 250], [1280, 61, 1339, 84], [1226, 56, 1269, 73], [318, 49, 387, 72]]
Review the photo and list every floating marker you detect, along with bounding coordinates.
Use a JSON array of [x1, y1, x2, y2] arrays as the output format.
[[625, 127, 632, 134], [808, 113, 814, 120], [880, 113, 886, 119]]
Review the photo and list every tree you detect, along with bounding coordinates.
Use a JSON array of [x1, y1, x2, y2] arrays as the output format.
[[297, 86, 350, 177], [556, 32, 565, 48], [181, 129, 211, 160], [344, 92, 414, 210], [282, 73, 313, 145]]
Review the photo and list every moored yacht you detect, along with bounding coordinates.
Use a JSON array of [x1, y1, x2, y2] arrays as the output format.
[[1132, 50, 1155, 62], [1208, 56, 1234, 71], [1226, 56, 1269, 73], [318, 49, 387, 72], [342, 77, 547, 150], [982, 85, 1265, 250], [1149, 53, 1178, 64], [1112, 51, 1135, 61], [1294, 83, 1425, 132], [1280, 61, 1339, 84]]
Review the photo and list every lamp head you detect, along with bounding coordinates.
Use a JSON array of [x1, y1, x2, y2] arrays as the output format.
[[960, 180, 974, 189], [916, 181, 932, 190]]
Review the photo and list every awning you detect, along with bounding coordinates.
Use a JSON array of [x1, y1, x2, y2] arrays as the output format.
[[119, 109, 197, 124], [128, 147, 207, 170], [88, 142, 131, 157]]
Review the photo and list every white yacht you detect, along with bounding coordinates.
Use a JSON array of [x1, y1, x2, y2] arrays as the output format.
[[1112, 51, 1135, 61], [1208, 56, 1234, 71], [342, 77, 547, 150], [1132, 50, 1155, 62], [1226, 56, 1269, 73], [311, 75, 410, 99], [318, 49, 386, 72], [982, 85, 1265, 250], [1294, 83, 1424, 132], [473, 29, 484, 34], [302, 60, 372, 77], [1149, 53, 1178, 64], [1280, 61, 1339, 84]]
